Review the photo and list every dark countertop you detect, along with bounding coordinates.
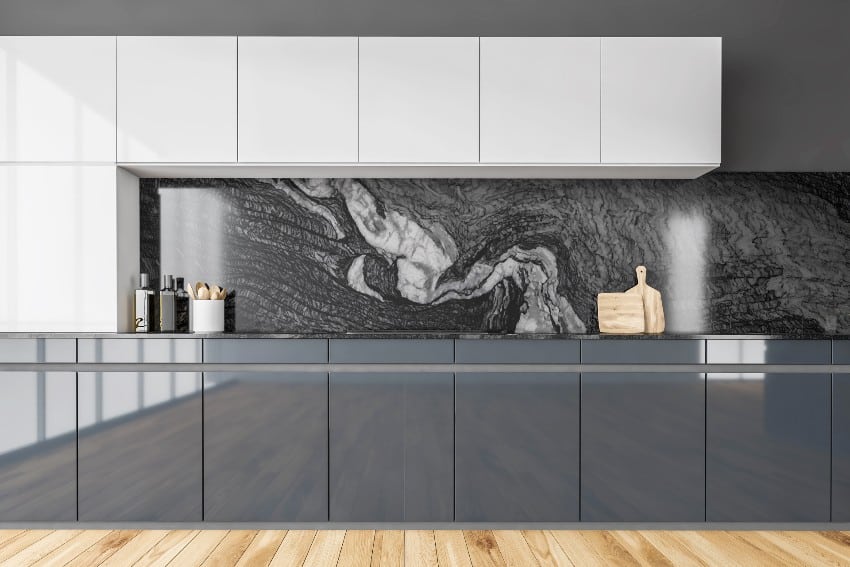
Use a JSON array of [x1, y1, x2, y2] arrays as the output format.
[[1, 332, 848, 340]]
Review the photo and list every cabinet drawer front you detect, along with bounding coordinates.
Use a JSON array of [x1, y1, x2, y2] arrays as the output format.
[[204, 339, 327, 363], [78, 338, 201, 363], [581, 340, 704, 364], [707, 340, 831, 364], [329, 339, 453, 363], [455, 339, 579, 364], [0, 338, 75, 363], [835, 341, 850, 364]]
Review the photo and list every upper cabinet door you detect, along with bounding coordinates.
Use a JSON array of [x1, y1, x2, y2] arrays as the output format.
[[238, 37, 357, 163], [601, 37, 721, 164], [0, 37, 116, 162], [480, 37, 600, 164], [117, 37, 237, 162], [359, 37, 479, 163]]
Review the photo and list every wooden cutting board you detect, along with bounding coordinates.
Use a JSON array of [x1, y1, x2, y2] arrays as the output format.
[[597, 292, 646, 334], [626, 266, 666, 334]]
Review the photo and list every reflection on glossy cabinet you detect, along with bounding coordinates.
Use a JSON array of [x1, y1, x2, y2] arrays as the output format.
[[358, 37, 479, 163], [455, 372, 579, 521], [0, 36, 116, 162], [330, 372, 453, 521], [0, 371, 76, 521], [479, 37, 600, 163], [707, 372, 831, 521], [601, 37, 721, 164], [204, 372, 328, 521], [117, 36, 237, 162], [238, 37, 358, 163], [582, 372, 705, 521], [78, 371, 203, 521]]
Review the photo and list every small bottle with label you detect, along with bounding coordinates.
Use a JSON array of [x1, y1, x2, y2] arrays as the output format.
[[175, 276, 190, 333], [134, 273, 155, 333], [159, 274, 176, 332]]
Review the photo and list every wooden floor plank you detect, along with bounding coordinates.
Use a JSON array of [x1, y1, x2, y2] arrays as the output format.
[[338, 530, 375, 567], [269, 530, 317, 567], [463, 531, 507, 567], [99, 530, 169, 567], [775, 531, 850, 566], [683, 532, 773, 566], [491, 530, 539, 567], [30, 530, 110, 567], [520, 530, 573, 567], [0, 530, 81, 566], [202, 530, 258, 567], [637, 531, 708, 567], [235, 530, 288, 567], [808, 532, 850, 558], [167, 530, 230, 567], [371, 530, 404, 567], [609, 531, 674, 567], [435, 530, 473, 567], [65, 530, 141, 567], [753, 531, 842, 567], [303, 530, 345, 567], [0, 530, 53, 564], [135, 529, 199, 567], [405, 531, 439, 567], [0, 532, 22, 547], [549, 531, 617, 567]]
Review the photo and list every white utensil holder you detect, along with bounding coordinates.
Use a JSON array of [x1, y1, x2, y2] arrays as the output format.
[[191, 300, 224, 333]]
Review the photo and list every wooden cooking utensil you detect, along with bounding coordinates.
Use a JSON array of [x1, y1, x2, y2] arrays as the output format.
[[626, 265, 666, 333], [597, 292, 646, 334]]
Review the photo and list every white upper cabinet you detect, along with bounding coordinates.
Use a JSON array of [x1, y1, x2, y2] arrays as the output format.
[[0, 37, 116, 162], [0, 165, 118, 331], [359, 37, 479, 163], [480, 37, 600, 164], [238, 37, 358, 163], [601, 37, 722, 164], [117, 36, 237, 163]]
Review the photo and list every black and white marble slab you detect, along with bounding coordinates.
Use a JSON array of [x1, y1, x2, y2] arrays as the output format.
[[140, 174, 850, 334]]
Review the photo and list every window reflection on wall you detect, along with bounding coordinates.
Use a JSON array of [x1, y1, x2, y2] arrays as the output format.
[[664, 210, 708, 333]]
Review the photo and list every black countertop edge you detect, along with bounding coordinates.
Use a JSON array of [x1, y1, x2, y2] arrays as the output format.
[[1, 332, 848, 340]]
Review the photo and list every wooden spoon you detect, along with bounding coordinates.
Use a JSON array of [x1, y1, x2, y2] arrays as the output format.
[[186, 284, 196, 300], [197, 286, 211, 300]]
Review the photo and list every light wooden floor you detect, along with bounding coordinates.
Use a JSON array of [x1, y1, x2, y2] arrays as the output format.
[[0, 529, 848, 566]]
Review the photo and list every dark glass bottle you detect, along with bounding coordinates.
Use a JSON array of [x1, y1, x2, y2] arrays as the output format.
[[175, 276, 190, 333]]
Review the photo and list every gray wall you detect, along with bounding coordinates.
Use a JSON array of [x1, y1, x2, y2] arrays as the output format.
[[2, 0, 849, 171]]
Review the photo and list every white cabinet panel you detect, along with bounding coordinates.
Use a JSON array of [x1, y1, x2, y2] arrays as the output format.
[[117, 37, 237, 162], [601, 37, 721, 164], [0, 166, 118, 331], [480, 37, 600, 164], [238, 37, 357, 163], [359, 37, 479, 163], [0, 37, 116, 162]]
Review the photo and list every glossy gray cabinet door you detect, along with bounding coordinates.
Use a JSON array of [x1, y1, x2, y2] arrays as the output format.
[[582, 339, 705, 364], [582, 372, 705, 521], [0, 371, 76, 521], [456, 372, 579, 521], [329, 339, 453, 363], [707, 372, 831, 521], [204, 372, 328, 521], [204, 339, 328, 363], [834, 372, 850, 521], [78, 371, 202, 521], [330, 372, 453, 521]]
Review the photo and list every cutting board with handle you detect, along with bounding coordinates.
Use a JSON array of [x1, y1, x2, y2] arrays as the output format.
[[626, 265, 666, 333], [597, 265, 666, 334]]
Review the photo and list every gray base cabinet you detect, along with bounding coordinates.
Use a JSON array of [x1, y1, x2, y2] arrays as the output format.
[[77, 372, 203, 521], [455, 372, 580, 521], [836, 373, 850, 521], [329, 372, 454, 521], [0, 371, 77, 521], [204, 372, 328, 521], [707, 372, 831, 521], [582, 372, 705, 521]]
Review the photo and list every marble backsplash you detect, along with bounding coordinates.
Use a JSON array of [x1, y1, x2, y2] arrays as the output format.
[[140, 174, 850, 334]]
